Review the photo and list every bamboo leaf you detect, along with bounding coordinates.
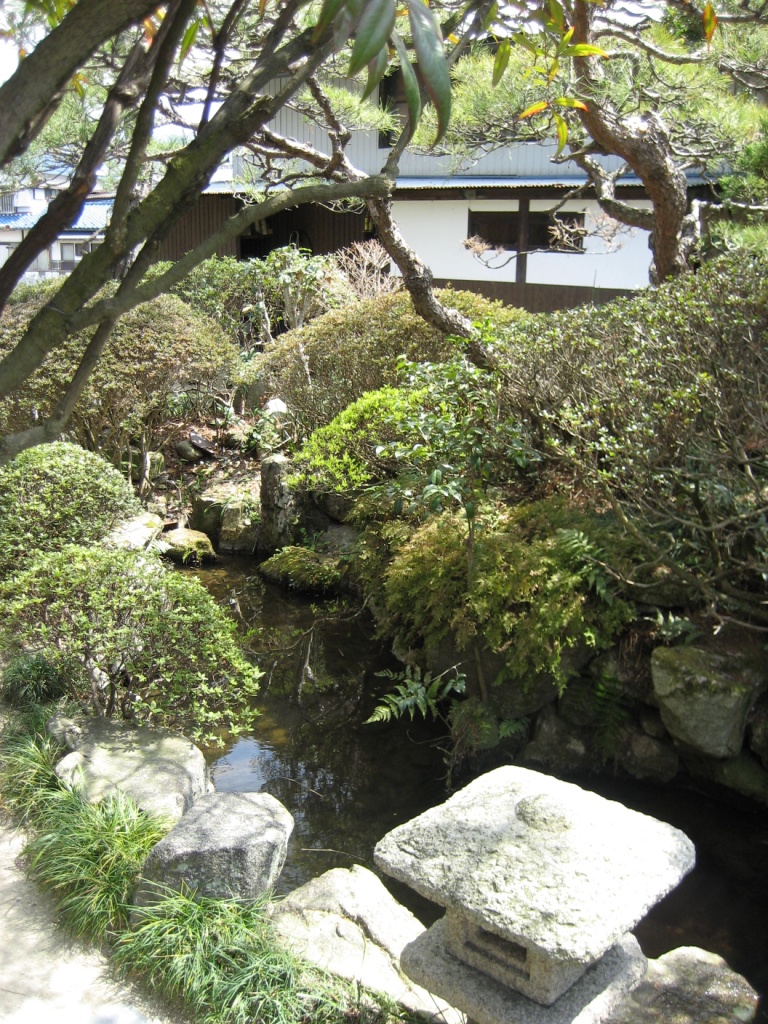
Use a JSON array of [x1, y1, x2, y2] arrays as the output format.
[[407, 0, 451, 143], [554, 96, 588, 110], [554, 110, 568, 155], [561, 42, 608, 57], [481, 1, 499, 32], [547, 0, 566, 33], [349, 0, 395, 76], [492, 38, 511, 86], [517, 100, 549, 120], [392, 30, 422, 142], [362, 45, 390, 100], [179, 19, 200, 65], [555, 25, 574, 54]]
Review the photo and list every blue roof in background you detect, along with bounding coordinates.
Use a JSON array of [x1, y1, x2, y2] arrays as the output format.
[[0, 197, 113, 233], [0, 211, 39, 229], [62, 198, 113, 233]]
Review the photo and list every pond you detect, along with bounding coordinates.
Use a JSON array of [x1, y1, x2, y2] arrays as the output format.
[[194, 557, 768, 1022]]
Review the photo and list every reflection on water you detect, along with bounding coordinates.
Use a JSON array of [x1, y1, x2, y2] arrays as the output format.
[[194, 557, 768, 1019], [193, 559, 447, 900]]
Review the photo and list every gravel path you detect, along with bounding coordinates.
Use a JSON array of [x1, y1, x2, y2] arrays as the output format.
[[0, 823, 179, 1024]]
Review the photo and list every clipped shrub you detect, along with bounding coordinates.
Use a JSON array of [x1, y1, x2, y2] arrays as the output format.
[[166, 256, 268, 351], [0, 545, 262, 745], [293, 385, 429, 491], [0, 441, 141, 580], [380, 499, 634, 690], [169, 248, 354, 353], [256, 289, 529, 434], [0, 288, 238, 463]]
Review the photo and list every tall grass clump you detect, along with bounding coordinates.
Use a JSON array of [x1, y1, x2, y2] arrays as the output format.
[[116, 889, 400, 1024], [0, 710, 169, 941], [0, 714, 63, 827], [24, 788, 169, 942]]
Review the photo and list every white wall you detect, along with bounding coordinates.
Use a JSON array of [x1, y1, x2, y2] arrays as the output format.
[[390, 196, 653, 291]]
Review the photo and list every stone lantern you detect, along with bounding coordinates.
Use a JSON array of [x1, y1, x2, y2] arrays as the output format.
[[374, 767, 695, 1024]]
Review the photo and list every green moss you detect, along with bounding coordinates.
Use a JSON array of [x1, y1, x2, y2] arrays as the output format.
[[258, 546, 344, 595]]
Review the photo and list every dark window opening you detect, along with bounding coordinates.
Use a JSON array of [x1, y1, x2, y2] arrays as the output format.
[[379, 69, 412, 149], [468, 209, 585, 253]]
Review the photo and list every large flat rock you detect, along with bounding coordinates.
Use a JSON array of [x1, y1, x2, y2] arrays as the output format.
[[50, 715, 211, 823], [375, 767, 695, 970], [270, 865, 462, 1023]]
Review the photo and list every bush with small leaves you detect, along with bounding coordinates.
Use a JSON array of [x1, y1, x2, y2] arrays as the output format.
[[0, 545, 262, 745], [0, 441, 141, 580], [0, 287, 238, 463], [380, 500, 634, 690], [256, 289, 530, 435], [495, 250, 768, 622]]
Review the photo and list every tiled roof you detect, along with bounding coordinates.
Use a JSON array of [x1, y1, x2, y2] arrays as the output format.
[[0, 198, 113, 234], [0, 212, 39, 229], [65, 198, 112, 233]]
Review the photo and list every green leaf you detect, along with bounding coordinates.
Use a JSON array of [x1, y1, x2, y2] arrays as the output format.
[[554, 111, 568, 156], [547, 0, 566, 33], [492, 38, 511, 87], [312, 0, 348, 42], [348, 0, 395, 76], [362, 45, 390, 100], [561, 42, 608, 57], [407, 0, 451, 143], [179, 18, 200, 65], [481, 1, 499, 32], [391, 31, 422, 142], [553, 96, 588, 110], [555, 25, 575, 54]]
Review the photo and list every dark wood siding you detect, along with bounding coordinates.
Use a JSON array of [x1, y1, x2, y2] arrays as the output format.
[[433, 278, 632, 313], [240, 204, 369, 259], [155, 195, 241, 262]]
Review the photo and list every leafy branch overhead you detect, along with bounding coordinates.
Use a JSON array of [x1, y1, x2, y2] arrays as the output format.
[[316, 0, 453, 143]]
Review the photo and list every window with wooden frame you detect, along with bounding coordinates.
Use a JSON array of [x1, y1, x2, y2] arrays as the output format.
[[467, 207, 586, 253]]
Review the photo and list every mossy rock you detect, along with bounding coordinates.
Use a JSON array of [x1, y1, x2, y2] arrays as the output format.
[[159, 527, 216, 565], [257, 546, 344, 595]]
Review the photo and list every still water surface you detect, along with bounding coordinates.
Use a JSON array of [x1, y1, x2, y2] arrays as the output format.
[[195, 558, 768, 1020]]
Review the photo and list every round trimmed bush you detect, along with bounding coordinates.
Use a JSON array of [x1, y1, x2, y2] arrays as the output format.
[[0, 545, 262, 743], [255, 288, 529, 435], [0, 441, 141, 580], [0, 288, 238, 456]]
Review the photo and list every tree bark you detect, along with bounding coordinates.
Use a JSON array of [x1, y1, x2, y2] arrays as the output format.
[[0, 0, 161, 167], [572, 0, 690, 282], [366, 194, 498, 370]]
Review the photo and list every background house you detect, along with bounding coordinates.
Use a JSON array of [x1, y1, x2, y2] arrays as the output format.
[[0, 189, 112, 284], [156, 74, 669, 313], [3, 79, 700, 313]]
